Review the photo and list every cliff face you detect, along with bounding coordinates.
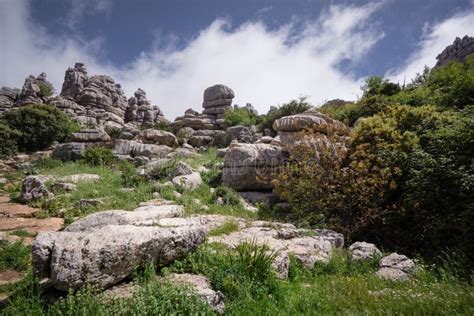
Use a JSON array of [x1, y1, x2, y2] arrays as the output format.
[[435, 35, 474, 68]]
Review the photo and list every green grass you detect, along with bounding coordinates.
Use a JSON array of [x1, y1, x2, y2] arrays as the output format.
[[209, 219, 240, 236], [8, 230, 31, 238], [0, 240, 31, 272]]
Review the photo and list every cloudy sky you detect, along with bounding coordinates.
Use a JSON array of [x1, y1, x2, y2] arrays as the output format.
[[0, 0, 473, 119]]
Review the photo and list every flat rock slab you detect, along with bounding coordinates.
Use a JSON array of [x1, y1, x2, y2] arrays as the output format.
[[0, 270, 23, 286], [0, 203, 39, 218], [0, 217, 63, 235], [58, 174, 101, 183], [0, 195, 10, 204]]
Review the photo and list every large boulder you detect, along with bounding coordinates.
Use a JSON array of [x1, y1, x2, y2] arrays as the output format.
[[225, 125, 254, 143], [375, 253, 416, 281], [32, 205, 206, 291], [135, 129, 178, 147], [273, 109, 348, 135], [172, 172, 202, 190], [52, 142, 88, 161], [202, 84, 234, 108], [222, 143, 288, 190], [20, 176, 53, 202], [113, 139, 172, 159], [69, 128, 111, 143], [349, 242, 382, 261]]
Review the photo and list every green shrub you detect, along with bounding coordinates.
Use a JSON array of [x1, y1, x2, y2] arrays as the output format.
[[0, 122, 20, 158], [259, 97, 311, 135], [152, 121, 172, 132], [361, 76, 401, 97], [0, 240, 31, 272], [209, 219, 240, 236], [224, 107, 258, 127], [147, 159, 178, 180], [37, 81, 54, 98], [120, 161, 144, 187], [83, 147, 115, 166], [212, 186, 242, 206], [2, 104, 77, 152]]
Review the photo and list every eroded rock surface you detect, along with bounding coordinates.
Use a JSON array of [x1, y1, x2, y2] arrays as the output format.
[[375, 253, 416, 281]]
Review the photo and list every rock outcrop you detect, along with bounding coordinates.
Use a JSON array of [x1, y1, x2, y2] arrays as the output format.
[[20, 176, 53, 202], [0, 87, 19, 115], [32, 205, 206, 291], [349, 242, 382, 261], [222, 143, 288, 190], [125, 88, 167, 127], [16, 72, 54, 106], [375, 253, 416, 281], [435, 35, 474, 68]]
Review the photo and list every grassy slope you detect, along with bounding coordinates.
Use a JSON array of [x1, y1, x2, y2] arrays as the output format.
[[1, 149, 473, 314]]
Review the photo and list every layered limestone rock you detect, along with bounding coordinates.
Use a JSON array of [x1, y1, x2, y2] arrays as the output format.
[[222, 143, 288, 190], [32, 205, 207, 291], [125, 88, 168, 127], [172, 84, 235, 147], [50, 63, 128, 129], [16, 72, 54, 106], [0, 87, 19, 114], [435, 35, 474, 68]]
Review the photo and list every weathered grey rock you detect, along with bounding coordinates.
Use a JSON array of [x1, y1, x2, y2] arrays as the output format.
[[239, 191, 279, 207], [169, 161, 194, 179], [0, 87, 19, 114], [52, 142, 88, 161], [273, 109, 348, 135], [60, 62, 88, 100], [175, 127, 195, 143], [349, 242, 381, 261], [222, 143, 288, 190], [51, 182, 77, 192], [376, 253, 416, 281], [435, 35, 474, 68], [16, 73, 54, 106], [20, 176, 53, 202], [125, 88, 167, 127], [217, 148, 227, 158], [65, 205, 183, 232], [69, 129, 111, 143], [203, 84, 234, 106], [58, 173, 101, 183], [167, 274, 225, 313], [32, 224, 206, 291], [172, 172, 202, 190], [225, 125, 254, 143], [135, 129, 178, 147], [113, 139, 172, 158], [314, 229, 344, 248]]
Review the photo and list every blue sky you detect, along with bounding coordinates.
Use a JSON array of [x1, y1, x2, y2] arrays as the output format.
[[1, 0, 473, 118]]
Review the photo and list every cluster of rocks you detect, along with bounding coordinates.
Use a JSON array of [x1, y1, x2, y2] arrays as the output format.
[[222, 109, 349, 191], [0, 63, 166, 130], [435, 35, 474, 68]]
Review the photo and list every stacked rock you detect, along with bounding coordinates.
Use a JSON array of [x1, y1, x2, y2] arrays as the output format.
[[435, 35, 474, 68], [17, 72, 55, 106], [172, 84, 235, 147], [49, 63, 128, 129], [0, 87, 20, 115], [125, 88, 168, 127]]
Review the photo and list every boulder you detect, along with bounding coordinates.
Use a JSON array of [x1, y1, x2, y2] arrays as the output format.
[[175, 127, 195, 143], [58, 173, 101, 183], [172, 172, 202, 190], [349, 242, 382, 261], [169, 161, 194, 179], [52, 143, 88, 161], [69, 128, 111, 143], [32, 224, 206, 291], [113, 139, 172, 159], [203, 84, 234, 108], [222, 143, 288, 190], [20, 176, 53, 202], [273, 109, 348, 135], [0, 87, 19, 115], [167, 274, 225, 313], [376, 253, 415, 281], [225, 125, 254, 143], [135, 129, 178, 147]]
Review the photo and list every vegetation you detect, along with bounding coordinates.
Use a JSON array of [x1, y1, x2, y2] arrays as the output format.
[[37, 81, 55, 98], [277, 57, 474, 266], [0, 241, 31, 272], [208, 219, 240, 236], [1, 104, 78, 153], [224, 107, 258, 127], [0, 122, 21, 158], [83, 147, 115, 166], [259, 97, 311, 135]]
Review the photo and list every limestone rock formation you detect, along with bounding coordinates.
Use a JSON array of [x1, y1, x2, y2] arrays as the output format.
[[375, 253, 416, 281], [16, 72, 54, 106], [435, 35, 474, 68], [134, 128, 178, 147], [20, 176, 53, 202], [222, 143, 288, 190], [69, 128, 111, 143], [349, 241, 382, 261], [125, 88, 167, 127], [0, 87, 19, 115], [113, 139, 172, 160], [32, 205, 206, 291], [60, 62, 88, 100]]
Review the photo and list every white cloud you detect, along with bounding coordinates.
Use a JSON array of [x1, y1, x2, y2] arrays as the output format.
[[389, 10, 474, 82], [2, 0, 385, 119]]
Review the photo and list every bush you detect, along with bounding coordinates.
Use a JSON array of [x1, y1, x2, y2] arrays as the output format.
[[83, 147, 115, 166], [212, 186, 242, 206], [0, 240, 31, 272], [2, 104, 77, 152], [0, 122, 20, 158], [37, 81, 54, 98], [224, 107, 258, 127], [276, 104, 474, 262], [120, 161, 144, 187], [259, 97, 311, 135]]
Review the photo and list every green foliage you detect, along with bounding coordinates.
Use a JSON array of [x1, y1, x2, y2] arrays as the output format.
[[0, 241, 30, 272], [209, 219, 240, 236], [37, 81, 54, 98], [259, 97, 311, 135], [9, 230, 31, 238], [362, 76, 401, 97], [0, 122, 20, 158], [83, 147, 115, 166], [224, 107, 258, 127], [152, 120, 172, 132], [119, 161, 144, 187], [2, 104, 77, 152], [147, 159, 178, 180], [212, 186, 242, 206]]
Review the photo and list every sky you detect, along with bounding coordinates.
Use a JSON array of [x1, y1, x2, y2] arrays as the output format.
[[0, 0, 473, 119]]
